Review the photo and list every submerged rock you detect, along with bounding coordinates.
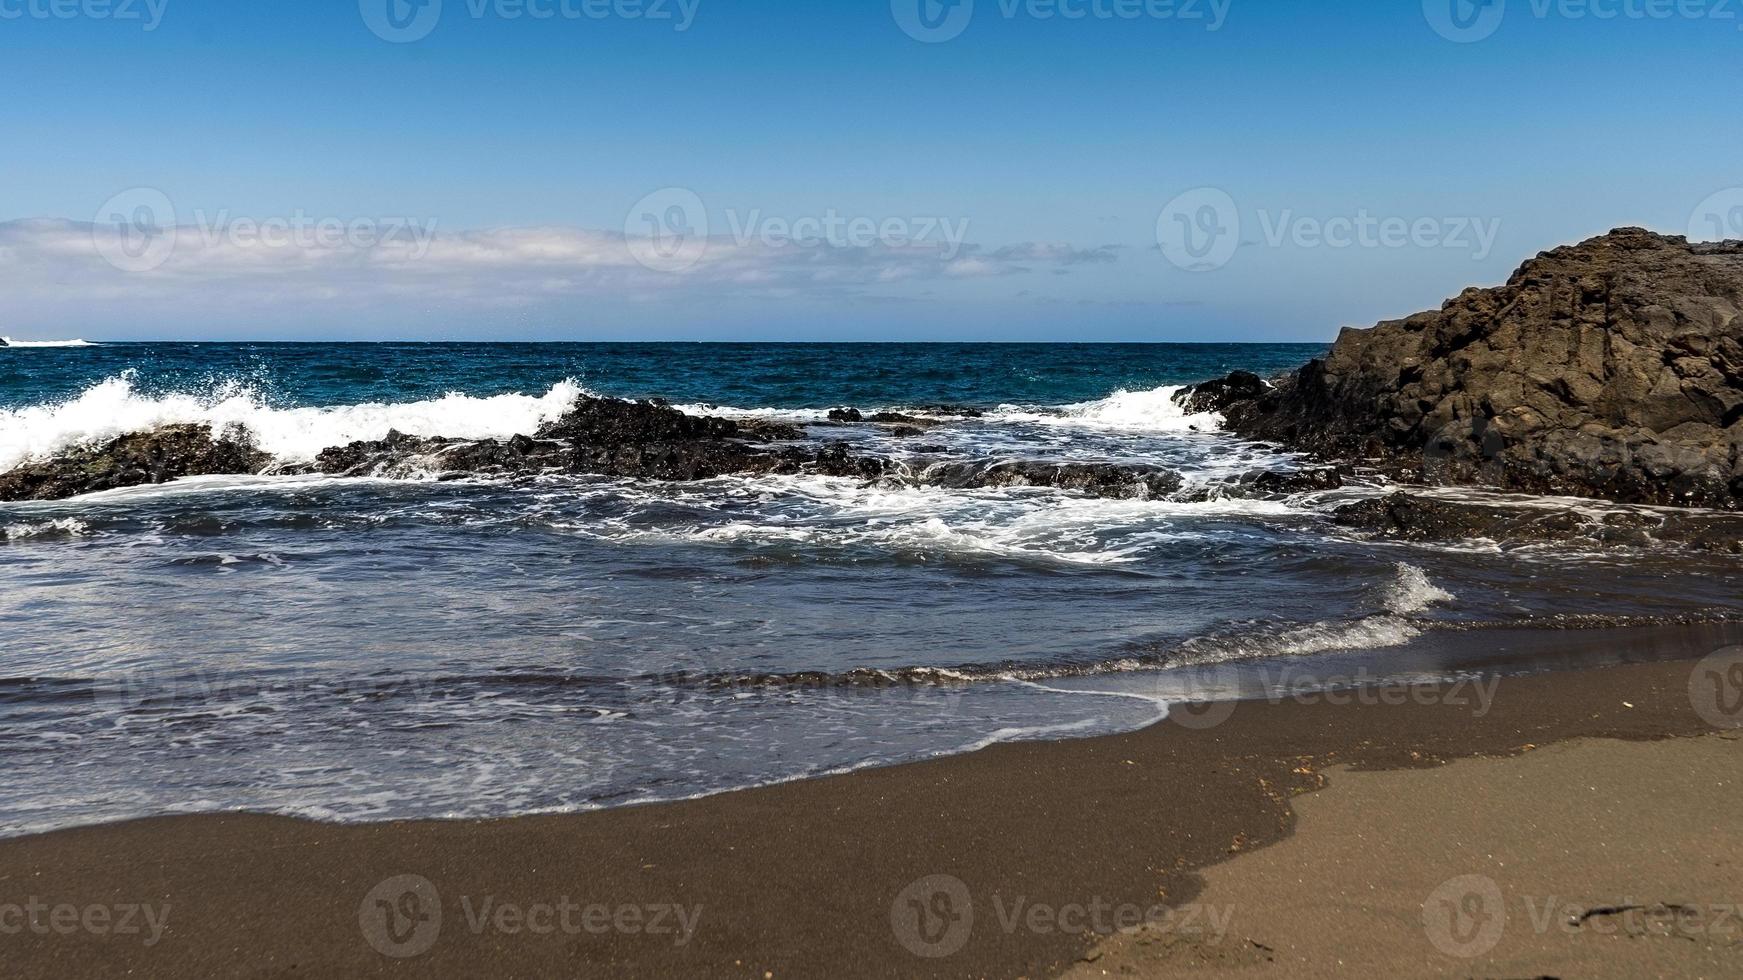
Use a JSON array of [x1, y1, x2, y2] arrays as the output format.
[[0, 424, 270, 502], [825, 407, 942, 429], [1171, 465, 1350, 502], [1182, 229, 1743, 508], [1332, 491, 1743, 552], [915, 459, 1184, 498]]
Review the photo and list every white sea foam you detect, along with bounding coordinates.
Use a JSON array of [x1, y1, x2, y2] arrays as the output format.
[[988, 385, 1223, 432], [1, 337, 97, 348], [1384, 562, 1457, 614], [573, 473, 1308, 566], [0, 373, 588, 472], [670, 403, 831, 424], [2, 517, 91, 541]]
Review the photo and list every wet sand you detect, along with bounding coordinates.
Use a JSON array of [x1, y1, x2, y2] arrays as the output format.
[[2, 645, 1740, 978]]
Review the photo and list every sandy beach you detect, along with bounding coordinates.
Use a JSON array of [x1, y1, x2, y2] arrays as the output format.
[[4, 637, 1741, 979]]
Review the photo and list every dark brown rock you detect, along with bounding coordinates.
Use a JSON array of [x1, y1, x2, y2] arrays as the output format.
[[1173, 370, 1267, 415], [1185, 229, 1743, 508], [0, 424, 270, 502]]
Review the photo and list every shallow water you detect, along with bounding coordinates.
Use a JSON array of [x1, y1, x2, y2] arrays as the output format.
[[2, 342, 1739, 835]]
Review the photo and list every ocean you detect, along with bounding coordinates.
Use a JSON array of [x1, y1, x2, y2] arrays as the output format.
[[2, 341, 1740, 836]]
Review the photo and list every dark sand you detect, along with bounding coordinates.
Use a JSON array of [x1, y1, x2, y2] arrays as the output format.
[[3, 640, 1741, 978]]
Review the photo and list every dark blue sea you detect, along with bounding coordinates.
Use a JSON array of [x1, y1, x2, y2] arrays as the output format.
[[3, 341, 1740, 835]]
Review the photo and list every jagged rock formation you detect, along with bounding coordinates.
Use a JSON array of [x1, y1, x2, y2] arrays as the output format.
[[0, 424, 269, 502], [1183, 228, 1743, 508]]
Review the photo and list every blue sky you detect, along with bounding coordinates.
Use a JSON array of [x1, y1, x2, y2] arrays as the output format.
[[2, 0, 1739, 341]]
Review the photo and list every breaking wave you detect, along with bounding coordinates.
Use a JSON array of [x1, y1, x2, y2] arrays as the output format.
[[987, 385, 1222, 432], [0, 373, 588, 472], [1, 337, 97, 348]]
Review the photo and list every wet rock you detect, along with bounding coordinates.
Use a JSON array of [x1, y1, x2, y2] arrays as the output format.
[[1173, 465, 1350, 502], [1331, 491, 1743, 552], [738, 419, 807, 441], [0, 424, 270, 502], [909, 404, 985, 418], [536, 397, 743, 444], [917, 459, 1183, 499], [1172, 370, 1267, 415], [813, 442, 896, 480], [1183, 229, 1743, 508], [297, 430, 571, 478], [826, 407, 941, 429]]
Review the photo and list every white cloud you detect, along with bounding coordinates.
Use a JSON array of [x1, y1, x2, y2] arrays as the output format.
[[0, 219, 1120, 316]]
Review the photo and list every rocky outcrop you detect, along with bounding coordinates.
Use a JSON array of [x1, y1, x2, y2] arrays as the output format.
[[1182, 229, 1743, 508], [0, 424, 270, 502]]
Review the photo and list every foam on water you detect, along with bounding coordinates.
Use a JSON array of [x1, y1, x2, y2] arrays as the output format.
[[0, 373, 588, 471], [1, 337, 97, 348], [989, 385, 1223, 432], [571, 472, 1310, 567]]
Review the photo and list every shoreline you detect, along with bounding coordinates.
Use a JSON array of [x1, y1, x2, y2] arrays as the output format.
[[4, 634, 1740, 977]]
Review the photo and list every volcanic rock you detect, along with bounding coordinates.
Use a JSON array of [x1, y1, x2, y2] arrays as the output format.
[[1180, 229, 1743, 508], [0, 424, 270, 502]]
